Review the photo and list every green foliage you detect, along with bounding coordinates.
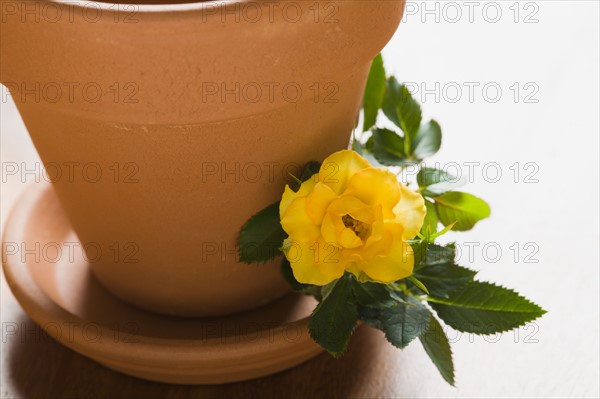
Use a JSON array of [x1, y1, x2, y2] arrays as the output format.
[[238, 202, 286, 263], [410, 242, 476, 298], [428, 281, 547, 334], [299, 161, 321, 184], [359, 75, 442, 163], [352, 135, 365, 154], [309, 274, 358, 356], [362, 54, 387, 132], [383, 299, 430, 349], [419, 311, 455, 385], [418, 167, 464, 197], [412, 120, 442, 159], [420, 243, 457, 267], [434, 191, 491, 231], [361, 296, 430, 349], [383, 77, 422, 141], [370, 128, 406, 166], [408, 275, 430, 295], [414, 263, 477, 299], [420, 200, 439, 236], [237, 53, 546, 388], [351, 279, 398, 308], [409, 239, 428, 270]]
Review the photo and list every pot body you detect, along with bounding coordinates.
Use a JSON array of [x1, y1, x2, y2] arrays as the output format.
[[1, 0, 405, 317]]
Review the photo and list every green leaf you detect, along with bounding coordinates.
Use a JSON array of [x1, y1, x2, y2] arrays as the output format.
[[352, 136, 364, 154], [238, 202, 286, 263], [351, 279, 397, 308], [420, 199, 439, 236], [288, 173, 302, 186], [419, 312, 455, 386], [418, 167, 465, 197], [410, 239, 428, 270], [428, 222, 456, 241], [382, 298, 430, 349], [370, 128, 407, 166], [414, 263, 477, 299], [434, 192, 491, 231], [412, 120, 442, 159], [360, 297, 430, 349], [408, 275, 430, 295], [299, 161, 321, 184], [428, 281, 546, 334], [320, 280, 338, 301], [421, 243, 456, 267], [309, 274, 358, 356], [365, 135, 374, 151], [410, 243, 475, 298], [382, 77, 422, 140], [362, 54, 386, 131]]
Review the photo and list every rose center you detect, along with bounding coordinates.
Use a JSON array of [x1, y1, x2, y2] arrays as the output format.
[[342, 214, 371, 241]]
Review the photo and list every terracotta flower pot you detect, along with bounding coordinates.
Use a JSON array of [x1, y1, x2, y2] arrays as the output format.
[[1, 0, 405, 317]]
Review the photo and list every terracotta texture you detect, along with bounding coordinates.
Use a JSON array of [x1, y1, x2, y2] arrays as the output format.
[[2, 183, 323, 384], [1, 0, 405, 316]]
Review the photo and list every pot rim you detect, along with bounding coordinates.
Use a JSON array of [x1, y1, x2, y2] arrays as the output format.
[[49, 0, 252, 14]]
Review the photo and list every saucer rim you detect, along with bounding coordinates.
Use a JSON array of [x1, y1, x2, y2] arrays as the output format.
[[1, 183, 323, 383]]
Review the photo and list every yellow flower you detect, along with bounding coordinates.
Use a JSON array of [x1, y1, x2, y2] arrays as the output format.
[[280, 150, 426, 286]]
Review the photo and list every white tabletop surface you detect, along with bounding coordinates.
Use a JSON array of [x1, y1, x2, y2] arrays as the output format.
[[1, 1, 599, 398]]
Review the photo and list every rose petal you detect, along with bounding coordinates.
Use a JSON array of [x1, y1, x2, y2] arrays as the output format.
[[305, 182, 337, 225], [344, 167, 401, 220], [394, 184, 427, 239], [284, 237, 346, 285], [279, 173, 318, 219], [326, 196, 371, 216], [346, 222, 413, 283], [321, 212, 339, 245], [319, 150, 371, 195], [337, 227, 363, 249], [280, 197, 320, 243]]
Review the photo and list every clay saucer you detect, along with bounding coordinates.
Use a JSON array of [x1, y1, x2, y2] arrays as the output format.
[[1, 183, 323, 384]]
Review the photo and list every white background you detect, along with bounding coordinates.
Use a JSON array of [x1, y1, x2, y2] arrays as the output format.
[[2, 1, 599, 397]]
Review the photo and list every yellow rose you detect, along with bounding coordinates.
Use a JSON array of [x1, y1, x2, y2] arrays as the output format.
[[280, 150, 426, 286]]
